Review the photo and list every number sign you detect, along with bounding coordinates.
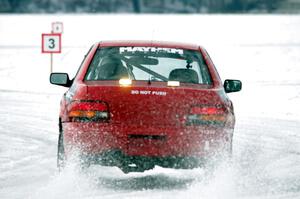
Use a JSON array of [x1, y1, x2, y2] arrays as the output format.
[[42, 33, 61, 53], [52, 22, 63, 34]]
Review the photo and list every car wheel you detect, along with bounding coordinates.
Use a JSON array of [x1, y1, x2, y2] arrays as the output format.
[[57, 120, 65, 171]]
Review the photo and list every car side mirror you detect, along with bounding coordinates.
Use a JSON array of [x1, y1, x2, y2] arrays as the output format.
[[50, 73, 72, 87], [224, 79, 242, 93]]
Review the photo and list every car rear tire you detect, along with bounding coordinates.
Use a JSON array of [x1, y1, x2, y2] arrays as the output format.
[[57, 120, 65, 171]]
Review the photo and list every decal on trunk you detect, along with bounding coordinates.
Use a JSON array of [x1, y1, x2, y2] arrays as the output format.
[[131, 90, 167, 96]]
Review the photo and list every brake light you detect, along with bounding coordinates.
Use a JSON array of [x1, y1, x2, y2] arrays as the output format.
[[119, 78, 132, 86], [68, 101, 109, 122], [69, 110, 96, 118], [167, 81, 180, 87], [187, 105, 227, 126], [190, 107, 224, 115]]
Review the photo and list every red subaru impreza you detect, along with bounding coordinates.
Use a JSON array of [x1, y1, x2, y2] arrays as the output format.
[[50, 40, 241, 173]]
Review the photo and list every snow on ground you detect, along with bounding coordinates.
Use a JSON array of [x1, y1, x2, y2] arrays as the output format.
[[0, 14, 300, 199]]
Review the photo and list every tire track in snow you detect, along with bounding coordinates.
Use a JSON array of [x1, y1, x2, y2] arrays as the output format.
[[0, 90, 59, 198]]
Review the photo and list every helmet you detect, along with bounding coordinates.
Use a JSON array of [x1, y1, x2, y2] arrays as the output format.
[[98, 56, 128, 80]]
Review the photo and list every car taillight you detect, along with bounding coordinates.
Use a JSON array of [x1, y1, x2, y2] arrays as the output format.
[[68, 101, 109, 122], [187, 106, 227, 126]]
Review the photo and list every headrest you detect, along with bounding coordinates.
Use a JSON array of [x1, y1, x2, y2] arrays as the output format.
[[168, 69, 199, 84]]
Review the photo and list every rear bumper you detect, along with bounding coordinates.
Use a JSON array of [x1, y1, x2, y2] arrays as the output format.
[[63, 122, 233, 159], [81, 149, 206, 170]]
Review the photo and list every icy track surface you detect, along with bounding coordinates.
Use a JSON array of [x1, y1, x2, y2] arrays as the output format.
[[0, 14, 300, 199]]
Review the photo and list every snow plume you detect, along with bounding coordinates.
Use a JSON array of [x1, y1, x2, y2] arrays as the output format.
[[26, 142, 300, 199], [30, 152, 236, 199], [30, 150, 97, 199], [183, 163, 236, 199]]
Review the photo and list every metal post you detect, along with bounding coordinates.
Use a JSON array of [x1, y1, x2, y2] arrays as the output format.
[[50, 53, 53, 73]]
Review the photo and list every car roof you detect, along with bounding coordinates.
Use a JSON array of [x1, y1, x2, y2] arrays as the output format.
[[97, 40, 201, 51]]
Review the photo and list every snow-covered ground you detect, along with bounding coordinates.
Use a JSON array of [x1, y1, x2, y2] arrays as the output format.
[[0, 14, 300, 199]]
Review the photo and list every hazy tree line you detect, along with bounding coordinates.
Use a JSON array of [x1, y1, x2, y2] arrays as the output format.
[[0, 0, 289, 13]]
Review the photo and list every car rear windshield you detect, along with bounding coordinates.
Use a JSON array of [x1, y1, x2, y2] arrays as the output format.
[[84, 47, 212, 85]]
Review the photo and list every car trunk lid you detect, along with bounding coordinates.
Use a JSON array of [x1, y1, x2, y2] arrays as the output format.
[[85, 81, 221, 127]]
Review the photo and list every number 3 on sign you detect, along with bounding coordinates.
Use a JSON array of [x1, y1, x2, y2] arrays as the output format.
[[48, 39, 55, 49], [42, 33, 61, 53]]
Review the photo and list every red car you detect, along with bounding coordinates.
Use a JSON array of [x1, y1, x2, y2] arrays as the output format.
[[50, 40, 241, 173]]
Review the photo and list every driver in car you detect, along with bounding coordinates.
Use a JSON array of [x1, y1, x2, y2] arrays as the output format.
[[98, 56, 129, 80]]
